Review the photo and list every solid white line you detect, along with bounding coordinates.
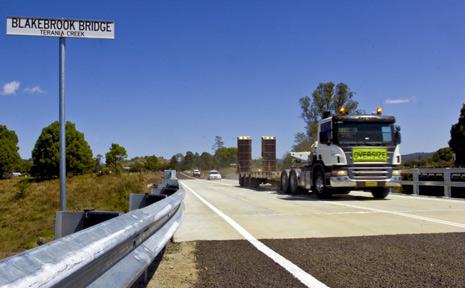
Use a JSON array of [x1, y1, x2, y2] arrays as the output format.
[[389, 193, 465, 204], [323, 201, 465, 229], [181, 181, 329, 288]]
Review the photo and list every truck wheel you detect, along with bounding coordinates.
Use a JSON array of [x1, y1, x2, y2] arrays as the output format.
[[280, 171, 290, 193], [251, 178, 259, 189], [244, 177, 250, 187], [313, 168, 332, 199], [371, 188, 390, 199], [289, 170, 299, 195], [239, 176, 244, 187]]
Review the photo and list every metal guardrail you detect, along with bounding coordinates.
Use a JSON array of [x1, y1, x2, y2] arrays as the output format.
[[401, 168, 465, 197], [0, 170, 184, 288]]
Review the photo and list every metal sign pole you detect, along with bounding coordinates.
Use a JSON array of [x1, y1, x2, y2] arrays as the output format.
[[59, 37, 66, 211], [6, 16, 115, 214]]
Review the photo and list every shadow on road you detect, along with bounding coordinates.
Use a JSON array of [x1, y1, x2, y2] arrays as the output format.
[[237, 184, 390, 202], [278, 193, 388, 202]]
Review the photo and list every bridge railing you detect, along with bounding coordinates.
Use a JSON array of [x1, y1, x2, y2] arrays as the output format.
[[401, 168, 465, 198], [0, 170, 184, 288]]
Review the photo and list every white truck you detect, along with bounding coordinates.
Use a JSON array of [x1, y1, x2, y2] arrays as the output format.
[[238, 108, 402, 199], [281, 108, 402, 199]]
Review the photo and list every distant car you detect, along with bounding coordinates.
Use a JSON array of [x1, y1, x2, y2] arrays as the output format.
[[192, 169, 201, 177], [207, 170, 222, 180]]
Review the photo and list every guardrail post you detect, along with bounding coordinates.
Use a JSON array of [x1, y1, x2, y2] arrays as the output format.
[[443, 169, 451, 198], [412, 169, 420, 195]]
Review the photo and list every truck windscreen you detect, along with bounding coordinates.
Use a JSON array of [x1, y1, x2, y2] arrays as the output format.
[[335, 122, 394, 146]]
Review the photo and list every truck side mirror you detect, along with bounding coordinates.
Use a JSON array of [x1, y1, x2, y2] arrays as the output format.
[[394, 131, 401, 144]]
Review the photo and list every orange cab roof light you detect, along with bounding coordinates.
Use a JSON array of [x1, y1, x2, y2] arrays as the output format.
[[376, 107, 383, 115]]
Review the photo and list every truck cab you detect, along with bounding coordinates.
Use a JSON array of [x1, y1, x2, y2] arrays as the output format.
[[283, 108, 402, 199]]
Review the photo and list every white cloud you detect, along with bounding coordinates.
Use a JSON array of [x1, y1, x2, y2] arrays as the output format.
[[0, 81, 20, 95], [24, 86, 46, 95], [384, 97, 415, 105]]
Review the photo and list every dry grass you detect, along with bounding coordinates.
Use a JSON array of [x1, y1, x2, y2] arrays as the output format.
[[0, 172, 161, 257]]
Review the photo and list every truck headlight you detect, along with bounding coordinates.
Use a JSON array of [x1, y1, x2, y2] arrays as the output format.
[[332, 170, 348, 176], [392, 170, 401, 176]]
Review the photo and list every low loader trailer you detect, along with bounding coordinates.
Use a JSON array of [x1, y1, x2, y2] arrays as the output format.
[[238, 107, 402, 199]]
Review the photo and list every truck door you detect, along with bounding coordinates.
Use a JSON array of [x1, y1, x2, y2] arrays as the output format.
[[317, 120, 339, 166]]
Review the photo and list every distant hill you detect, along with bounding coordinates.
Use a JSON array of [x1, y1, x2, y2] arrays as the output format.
[[402, 152, 434, 162]]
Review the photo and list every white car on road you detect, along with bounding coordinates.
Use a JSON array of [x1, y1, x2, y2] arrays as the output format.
[[192, 169, 201, 177], [207, 170, 222, 180]]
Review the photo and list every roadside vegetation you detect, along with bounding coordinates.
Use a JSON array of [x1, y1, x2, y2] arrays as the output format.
[[0, 120, 170, 258], [402, 104, 465, 168], [169, 136, 238, 173], [0, 171, 161, 259]]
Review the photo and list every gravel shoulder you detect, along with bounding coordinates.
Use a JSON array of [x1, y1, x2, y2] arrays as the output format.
[[143, 241, 198, 288]]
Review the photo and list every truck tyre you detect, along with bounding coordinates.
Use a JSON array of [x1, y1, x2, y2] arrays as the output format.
[[313, 168, 332, 199], [280, 171, 290, 194], [244, 176, 250, 187], [251, 178, 260, 189], [289, 170, 299, 195], [371, 188, 390, 199]]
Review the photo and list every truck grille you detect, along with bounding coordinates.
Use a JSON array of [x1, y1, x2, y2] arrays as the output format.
[[348, 166, 392, 180]]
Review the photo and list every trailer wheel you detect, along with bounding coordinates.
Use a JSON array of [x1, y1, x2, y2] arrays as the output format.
[[280, 171, 290, 193], [239, 176, 244, 187], [313, 168, 332, 199], [371, 188, 390, 199], [252, 178, 260, 189], [243, 176, 249, 187], [289, 170, 299, 195]]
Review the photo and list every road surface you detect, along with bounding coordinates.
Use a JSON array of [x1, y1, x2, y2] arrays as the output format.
[[154, 177, 465, 287]]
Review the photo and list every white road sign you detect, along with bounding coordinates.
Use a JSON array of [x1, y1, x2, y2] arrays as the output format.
[[6, 16, 114, 39]]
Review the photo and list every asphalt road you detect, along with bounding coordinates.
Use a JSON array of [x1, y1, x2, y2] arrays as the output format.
[[163, 178, 465, 287]]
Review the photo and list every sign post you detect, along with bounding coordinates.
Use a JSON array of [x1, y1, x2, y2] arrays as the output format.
[[59, 37, 66, 211], [6, 16, 115, 211]]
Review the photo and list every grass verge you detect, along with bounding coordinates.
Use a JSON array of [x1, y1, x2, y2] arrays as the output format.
[[0, 172, 161, 258]]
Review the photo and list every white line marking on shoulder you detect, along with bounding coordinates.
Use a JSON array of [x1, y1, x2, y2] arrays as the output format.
[[181, 181, 330, 288], [323, 201, 465, 229], [389, 193, 465, 204]]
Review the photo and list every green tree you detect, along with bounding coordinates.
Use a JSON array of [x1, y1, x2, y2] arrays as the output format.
[[169, 155, 179, 170], [292, 132, 313, 152], [449, 104, 465, 166], [199, 152, 215, 170], [31, 121, 94, 178], [214, 147, 237, 168], [93, 154, 104, 172], [297, 82, 359, 147], [145, 155, 160, 171], [19, 159, 33, 174], [183, 151, 195, 170], [105, 143, 127, 173], [0, 125, 21, 178], [432, 147, 453, 163], [212, 136, 224, 152]]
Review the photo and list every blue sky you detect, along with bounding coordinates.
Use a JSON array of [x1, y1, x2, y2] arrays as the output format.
[[1, 0, 464, 159]]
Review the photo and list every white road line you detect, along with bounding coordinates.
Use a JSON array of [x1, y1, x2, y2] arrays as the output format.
[[323, 201, 465, 229], [181, 181, 329, 288], [389, 193, 465, 204]]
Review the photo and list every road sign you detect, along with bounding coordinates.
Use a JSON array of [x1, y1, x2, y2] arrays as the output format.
[[6, 16, 114, 39], [6, 16, 114, 215]]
